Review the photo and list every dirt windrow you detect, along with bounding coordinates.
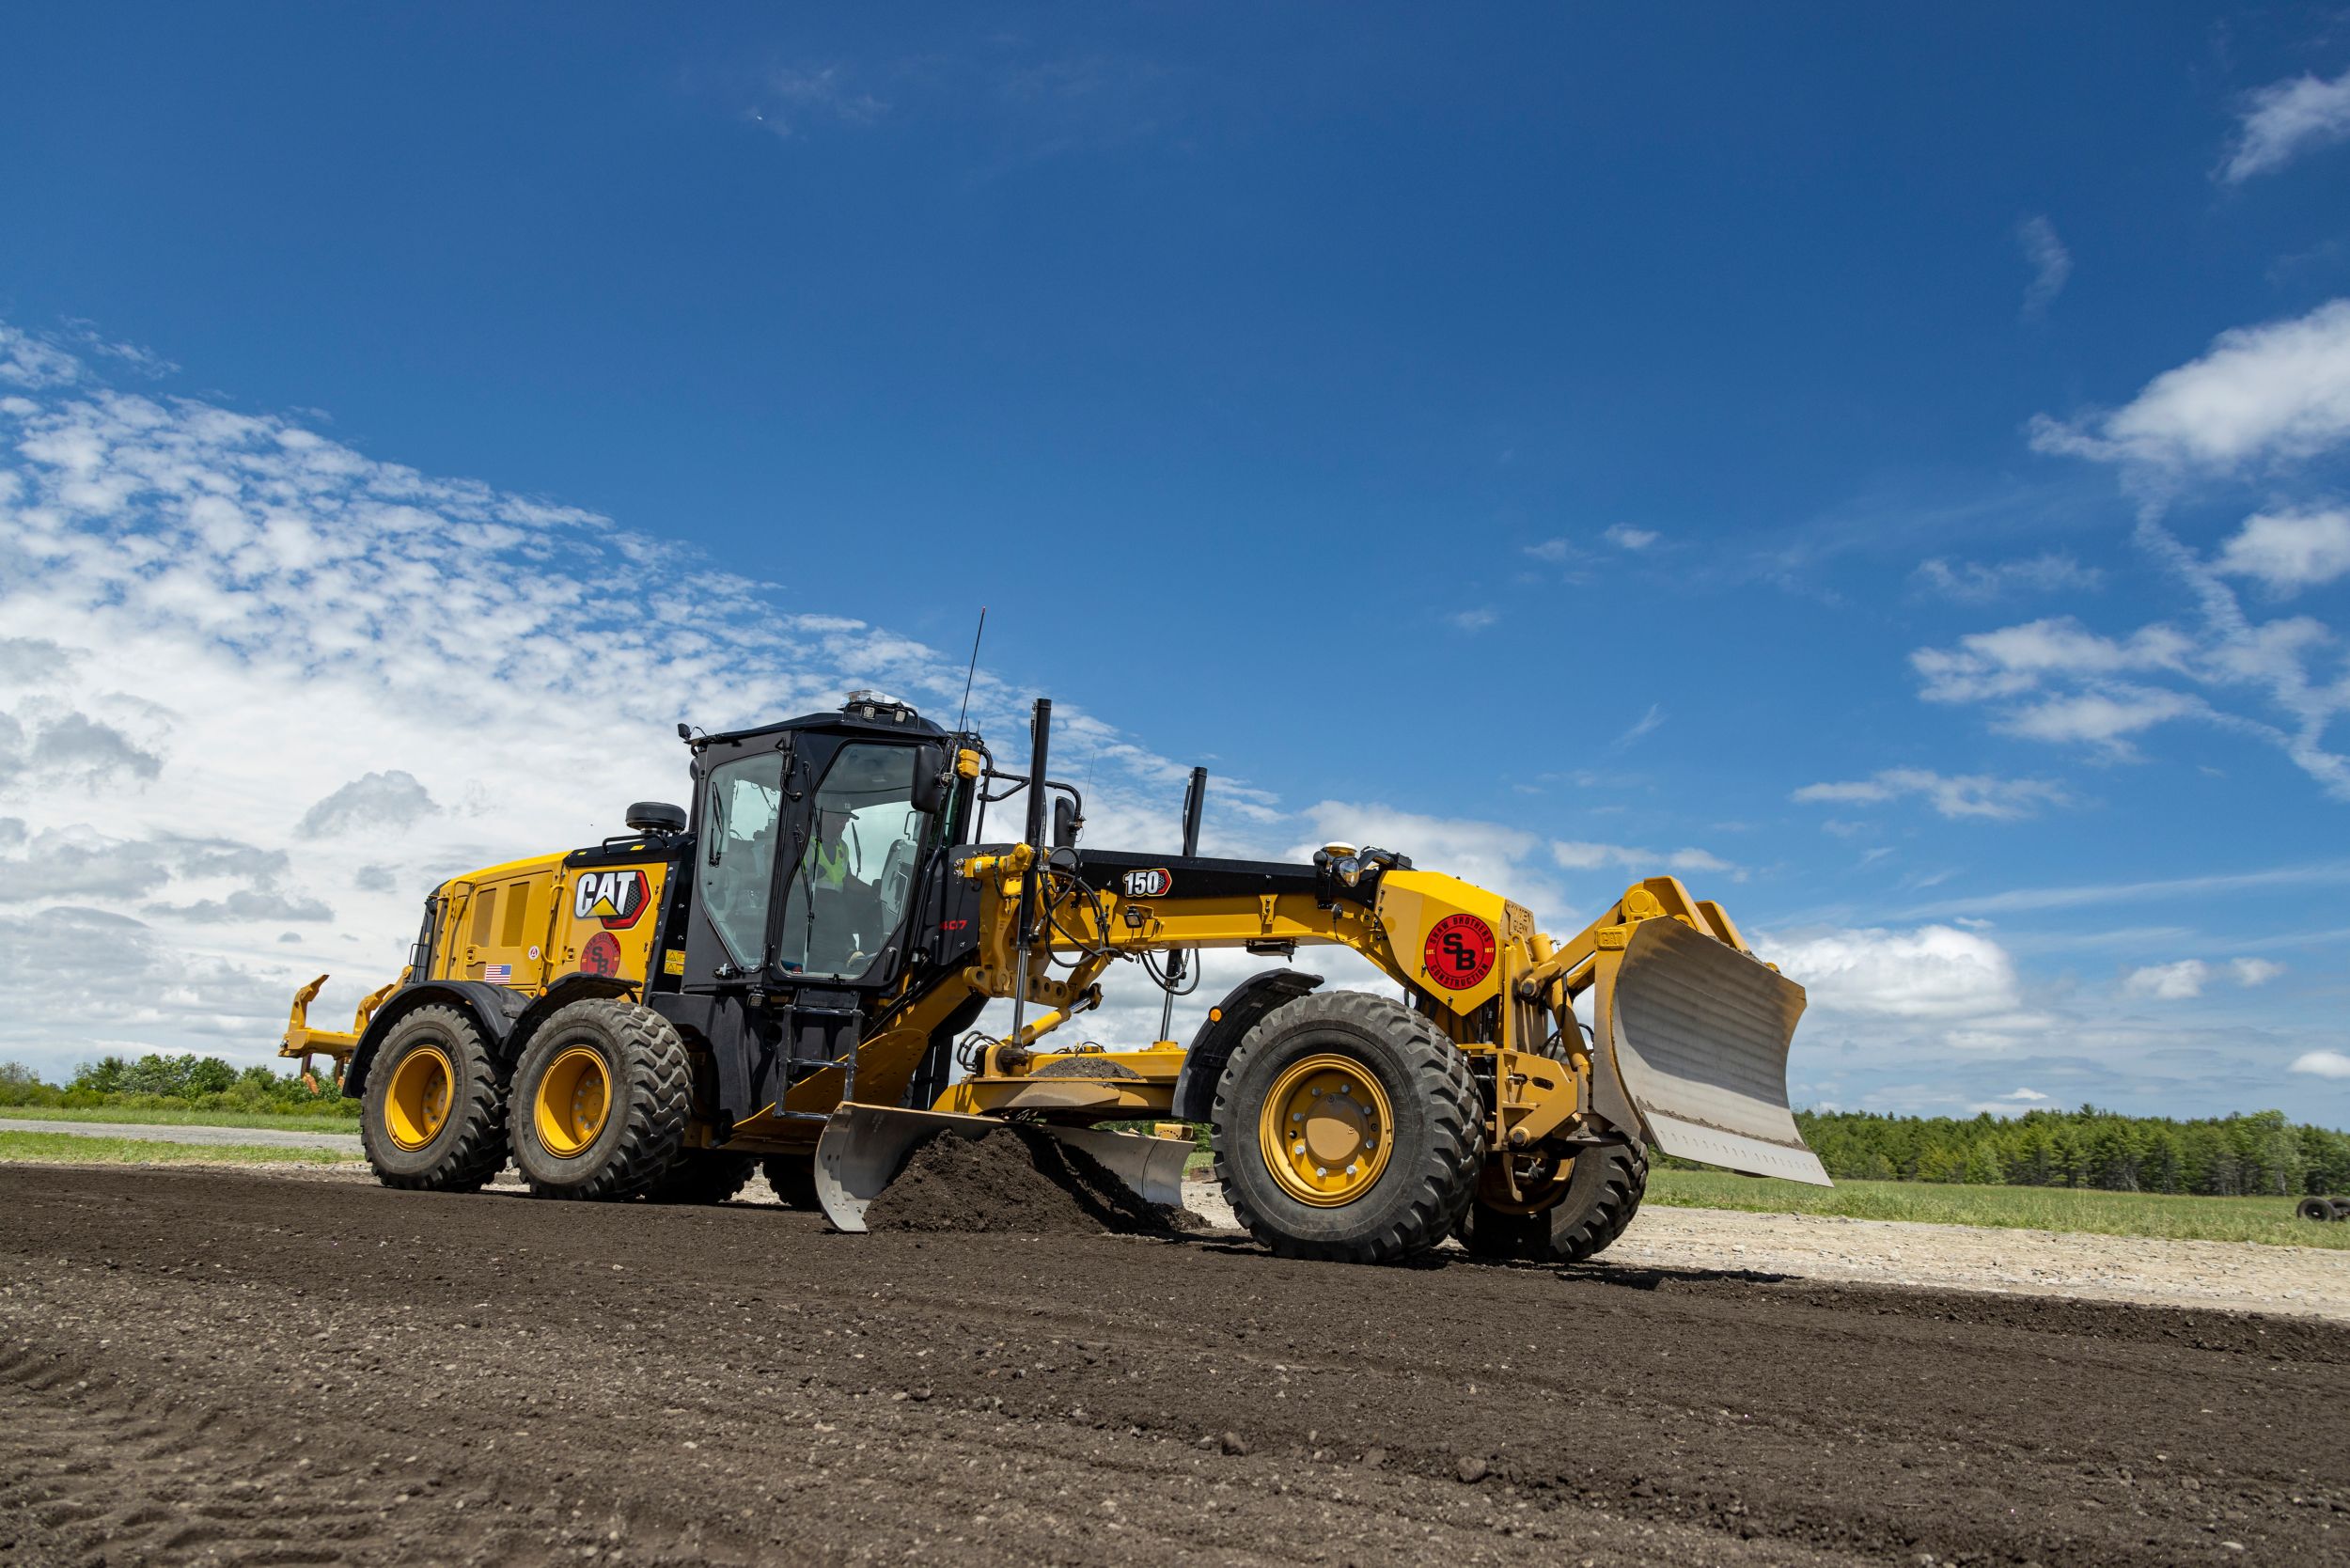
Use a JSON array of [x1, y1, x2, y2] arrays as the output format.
[[860, 1125, 1198, 1235]]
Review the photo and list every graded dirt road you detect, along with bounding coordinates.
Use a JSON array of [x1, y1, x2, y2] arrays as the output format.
[[5, 1167, 2348, 1567]]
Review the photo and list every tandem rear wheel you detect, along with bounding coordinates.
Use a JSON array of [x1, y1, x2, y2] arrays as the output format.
[[509, 998, 694, 1200], [1210, 991, 1482, 1265], [360, 1004, 511, 1191]]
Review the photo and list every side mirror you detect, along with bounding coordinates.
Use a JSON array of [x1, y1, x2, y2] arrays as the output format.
[[1052, 795, 1080, 848], [910, 745, 948, 817]]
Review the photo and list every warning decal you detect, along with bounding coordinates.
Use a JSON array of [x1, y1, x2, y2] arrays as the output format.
[[573, 869, 651, 931], [1422, 912, 1496, 990]]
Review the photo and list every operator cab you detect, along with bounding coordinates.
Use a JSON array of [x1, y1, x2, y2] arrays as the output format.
[[677, 692, 964, 998]]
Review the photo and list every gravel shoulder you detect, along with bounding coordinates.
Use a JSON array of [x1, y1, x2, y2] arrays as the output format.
[[0, 1118, 364, 1152], [1179, 1181, 2350, 1322]]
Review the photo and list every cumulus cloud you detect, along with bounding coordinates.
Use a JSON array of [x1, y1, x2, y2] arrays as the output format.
[[2291, 1049, 2350, 1079], [1292, 803, 1551, 914], [2016, 215, 2072, 317], [297, 771, 439, 839], [1791, 768, 2070, 822], [2029, 299, 2350, 474], [1764, 924, 2024, 1021], [2214, 507, 2350, 593], [2221, 67, 2350, 183], [2231, 957, 2286, 987], [1603, 524, 1659, 550], [2123, 959, 2208, 999]]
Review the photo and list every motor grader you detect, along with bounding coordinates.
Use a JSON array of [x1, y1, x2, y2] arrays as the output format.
[[283, 692, 1825, 1265]]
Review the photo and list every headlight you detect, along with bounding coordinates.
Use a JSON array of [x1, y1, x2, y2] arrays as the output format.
[[1336, 855, 1363, 886]]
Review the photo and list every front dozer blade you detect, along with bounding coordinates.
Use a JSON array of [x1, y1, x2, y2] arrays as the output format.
[[1604, 917, 1831, 1186], [812, 1103, 1192, 1233]]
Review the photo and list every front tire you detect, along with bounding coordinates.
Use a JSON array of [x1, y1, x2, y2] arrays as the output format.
[[509, 999, 692, 1200], [1457, 1144, 1648, 1263], [1211, 991, 1481, 1265], [359, 1004, 509, 1192]]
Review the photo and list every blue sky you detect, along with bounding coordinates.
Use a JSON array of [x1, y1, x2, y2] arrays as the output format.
[[3, 6, 2348, 1122]]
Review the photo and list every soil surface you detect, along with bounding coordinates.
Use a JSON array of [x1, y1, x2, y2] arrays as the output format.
[[863, 1128, 1194, 1236], [6, 1166, 2349, 1568]]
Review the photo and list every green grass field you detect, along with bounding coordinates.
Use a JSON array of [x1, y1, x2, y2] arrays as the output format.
[[0, 1131, 365, 1167], [0, 1105, 358, 1132], [1647, 1168, 2349, 1250]]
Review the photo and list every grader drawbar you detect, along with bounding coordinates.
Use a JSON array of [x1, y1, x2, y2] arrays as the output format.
[[284, 691, 1824, 1267]]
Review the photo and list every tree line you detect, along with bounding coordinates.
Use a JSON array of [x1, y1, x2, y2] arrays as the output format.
[[0, 1055, 358, 1118], [1787, 1106, 2349, 1198]]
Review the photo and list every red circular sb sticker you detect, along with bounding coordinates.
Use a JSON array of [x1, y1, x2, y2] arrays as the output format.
[[579, 931, 624, 978], [1423, 913, 1496, 990]]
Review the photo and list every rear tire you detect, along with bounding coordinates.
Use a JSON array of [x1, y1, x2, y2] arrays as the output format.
[[640, 1150, 759, 1205], [359, 1004, 509, 1192], [764, 1154, 821, 1210], [2298, 1197, 2337, 1223], [509, 999, 692, 1200], [1457, 1144, 1649, 1263], [1211, 991, 1480, 1265]]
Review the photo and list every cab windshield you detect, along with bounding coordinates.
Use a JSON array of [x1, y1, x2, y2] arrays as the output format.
[[777, 743, 929, 980]]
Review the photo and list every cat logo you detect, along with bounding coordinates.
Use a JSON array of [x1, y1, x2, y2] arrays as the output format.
[[1120, 867, 1173, 899], [573, 869, 651, 931]]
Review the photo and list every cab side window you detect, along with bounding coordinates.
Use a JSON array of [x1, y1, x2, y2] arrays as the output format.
[[700, 752, 786, 968]]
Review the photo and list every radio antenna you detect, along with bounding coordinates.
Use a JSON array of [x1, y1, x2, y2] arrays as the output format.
[[952, 606, 987, 737]]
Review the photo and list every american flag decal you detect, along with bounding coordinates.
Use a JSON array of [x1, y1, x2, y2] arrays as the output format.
[[483, 963, 513, 983]]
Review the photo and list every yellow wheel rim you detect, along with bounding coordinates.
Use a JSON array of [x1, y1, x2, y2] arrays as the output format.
[[1258, 1053, 1393, 1207], [384, 1044, 454, 1152], [534, 1045, 611, 1158]]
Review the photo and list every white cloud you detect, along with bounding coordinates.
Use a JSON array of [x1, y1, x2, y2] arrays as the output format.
[[1912, 520, 2350, 792], [0, 324, 84, 389], [2230, 957, 2286, 987], [1604, 524, 1658, 550], [1967, 1086, 2050, 1117], [2221, 67, 2350, 183], [751, 65, 889, 137], [2214, 507, 2350, 593], [2017, 215, 2071, 317], [297, 771, 438, 839], [1288, 804, 1560, 912], [1612, 703, 1665, 748], [2029, 299, 2350, 473], [0, 322, 1259, 1072], [1523, 538, 1572, 563], [2291, 1048, 2350, 1079], [1912, 553, 2101, 602], [1791, 767, 2070, 822], [1549, 840, 1738, 879], [1763, 924, 2024, 1021], [2123, 959, 2208, 999], [1446, 607, 1498, 632]]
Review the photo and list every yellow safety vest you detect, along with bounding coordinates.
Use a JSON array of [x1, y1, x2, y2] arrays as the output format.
[[807, 839, 849, 889]]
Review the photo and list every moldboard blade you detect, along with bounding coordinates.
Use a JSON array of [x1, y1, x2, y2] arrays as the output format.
[[812, 1104, 1006, 1232], [1606, 917, 1831, 1186]]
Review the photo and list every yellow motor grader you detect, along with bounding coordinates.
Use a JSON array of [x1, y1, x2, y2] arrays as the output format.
[[284, 692, 1825, 1265]]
